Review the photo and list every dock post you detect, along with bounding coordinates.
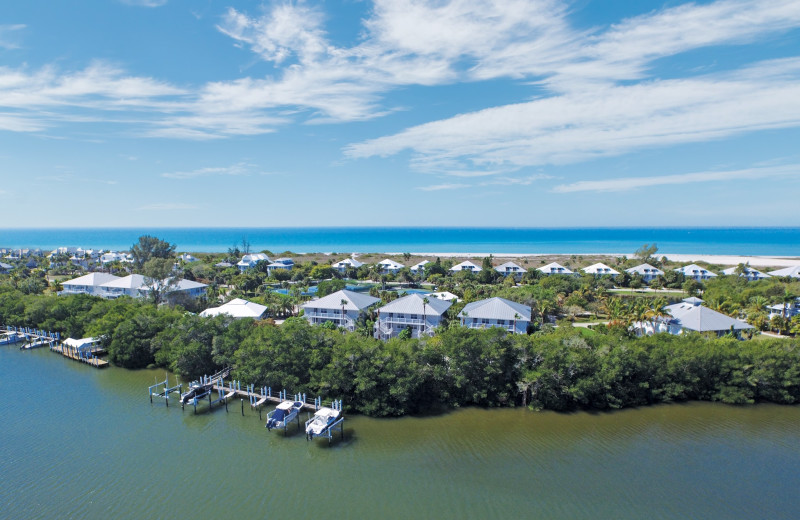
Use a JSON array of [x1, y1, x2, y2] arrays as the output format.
[[241, 398, 244, 416]]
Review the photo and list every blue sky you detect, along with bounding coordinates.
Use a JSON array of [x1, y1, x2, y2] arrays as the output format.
[[1, 0, 799, 228]]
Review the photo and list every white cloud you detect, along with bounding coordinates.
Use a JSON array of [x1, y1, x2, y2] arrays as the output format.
[[346, 58, 800, 173], [120, 0, 168, 7], [137, 203, 199, 211], [416, 183, 470, 191], [162, 162, 258, 179], [0, 24, 25, 50], [552, 165, 800, 193]]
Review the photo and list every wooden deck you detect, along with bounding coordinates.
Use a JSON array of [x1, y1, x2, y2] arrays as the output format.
[[211, 385, 319, 412], [51, 344, 109, 368]]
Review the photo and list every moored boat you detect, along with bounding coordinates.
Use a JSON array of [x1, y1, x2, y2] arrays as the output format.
[[266, 401, 304, 432]]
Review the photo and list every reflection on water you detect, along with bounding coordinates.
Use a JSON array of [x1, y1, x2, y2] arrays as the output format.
[[2, 346, 799, 520]]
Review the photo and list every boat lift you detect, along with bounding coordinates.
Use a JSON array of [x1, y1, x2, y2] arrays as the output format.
[[305, 400, 345, 444], [179, 367, 233, 414], [149, 373, 183, 407], [265, 394, 305, 435]]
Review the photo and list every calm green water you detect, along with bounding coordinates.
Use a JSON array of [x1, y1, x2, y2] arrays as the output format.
[[2, 346, 799, 520]]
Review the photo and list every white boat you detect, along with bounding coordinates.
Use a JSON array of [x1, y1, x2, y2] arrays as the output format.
[[305, 407, 342, 439], [265, 401, 304, 432]]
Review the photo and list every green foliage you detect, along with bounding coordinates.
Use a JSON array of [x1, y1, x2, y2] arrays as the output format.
[[316, 279, 346, 297], [131, 235, 176, 269]]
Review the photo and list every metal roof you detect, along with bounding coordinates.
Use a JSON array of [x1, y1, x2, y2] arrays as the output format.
[[674, 264, 718, 277], [200, 298, 267, 319], [460, 297, 531, 321], [721, 266, 771, 278], [582, 263, 619, 275], [62, 272, 121, 286], [494, 261, 524, 272], [450, 261, 482, 272], [537, 262, 574, 275], [768, 266, 800, 278], [625, 263, 664, 276], [665, 302, 753, 332], [100, 274, 147, 289], [303, 289, 380, 311], [377, 293, 452, 316]]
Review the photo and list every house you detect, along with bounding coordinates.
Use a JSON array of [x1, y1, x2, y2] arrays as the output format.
[[639, 297, 753, 337], [674, 264, 717, 282], [766, 298, 800, 319], [25, 258, 38, 269], [428, 291, 460, 302], [374, 293, 452, 340], [0, 262, 13, 274], [168, 279, 208, 299], [332, 257, 363, 274], [302, 289, 380, 332], [62, 337, 103, 355], [100, 251, 132, 265], [459, 297, 531, 334], [767, 266, 800, 279], [449, 261, 481, 273], [537, 262, 574, 275], [200, 298, 267, 319], [625, 263, 664, 283], [582, 263, 619, 277], [99, 274, 147, 299], [377, 259, 405, 274], [410, 260, 430, 274], [720, 266, 771, 281], [215, 261, 234, 268], [61, 273, 121, 296], [266, 258, 294, 275], [494, 261, 525, 280], [179, 253, 199, 263], [237, 253, 271, 272]]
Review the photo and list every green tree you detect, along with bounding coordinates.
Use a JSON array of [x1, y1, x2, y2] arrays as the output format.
[[131, 235, 176, 269]]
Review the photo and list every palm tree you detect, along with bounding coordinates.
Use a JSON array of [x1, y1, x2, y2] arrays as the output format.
[[781, 290, 797, 319], [341, 298, 348, 328], [422, 297, 429, 335], [513, 312, 521, 334]]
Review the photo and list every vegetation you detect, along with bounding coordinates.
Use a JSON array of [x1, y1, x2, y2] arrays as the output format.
[[2, 286, 800, 417]]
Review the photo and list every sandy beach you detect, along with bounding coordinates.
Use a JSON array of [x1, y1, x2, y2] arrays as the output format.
[[396, 252, 800, 268]]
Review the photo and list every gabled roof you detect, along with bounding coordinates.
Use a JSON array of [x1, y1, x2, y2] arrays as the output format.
[[377, 259, 405, 269], [582, 263, 619, 275], [215, 261, 233, 268], [429, 291, 459, 302], [625, 263, 664, 276], [665, 302, 753, 332], [674, 264, 718, 277], [303, 289, 380, 312], [238, 253, 270, 265], [768, 266, 800, 279], [495, 261, 524, 272], [62, 273, 121, 287], [460, 297, 531, 321], [332, 258, 363, 268], [410, 260, 430, 271], [0, 262, 13, 270], [450, 261, 481, 272], [200, 298, 267, 319], [100, 274, 147, 289], [377, 293, 452, 316], [172, 279, 207, 290], [721, 266, 771, 279], [537, 262, 573, 275]]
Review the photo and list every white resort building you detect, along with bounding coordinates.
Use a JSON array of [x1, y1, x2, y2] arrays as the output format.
[[674, 264, 717, 282], [625, 263, 664, 283], [377, 259, 405, 274], [494, 261, 526, 280], [302, 289, 380, 332], [200, 298, 268, 319], [636, 297, 753, 337], [99, 274, 147, 299], [332, 257, 363, 274], [459, 297, 531, 334], [266, 258, 294, 275], [450, 261, 481, 273], [768, 266, 800, 279], [410, 260, 430, 274], [374, 293, 452, 340], [61, 273, 121, 296], [582, 263, 619, 277], [720, 266, 771, 281], [237, 253, 271, 272], [537, 262, 574, 275]]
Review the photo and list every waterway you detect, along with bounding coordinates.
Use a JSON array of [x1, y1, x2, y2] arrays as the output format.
[[2, 346, 800, 520]]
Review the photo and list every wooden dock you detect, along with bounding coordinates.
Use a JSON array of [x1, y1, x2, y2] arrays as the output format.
[[211, 383, 321, 412], [50, 343, 109, 368]]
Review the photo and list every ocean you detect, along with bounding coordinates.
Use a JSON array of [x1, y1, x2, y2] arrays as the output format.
[[2, 227, 799, 256]]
